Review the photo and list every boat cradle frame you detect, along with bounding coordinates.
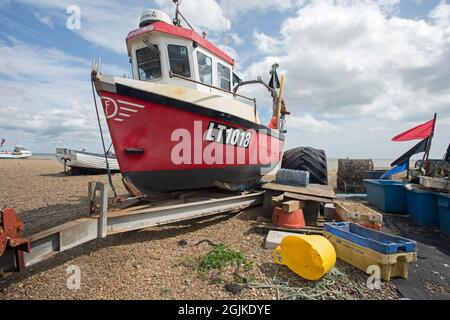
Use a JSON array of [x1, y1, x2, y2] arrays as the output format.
[[0, 182, 264, 274]]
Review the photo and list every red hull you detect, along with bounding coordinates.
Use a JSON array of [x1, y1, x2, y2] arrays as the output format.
[[100, 83, 284, 193]]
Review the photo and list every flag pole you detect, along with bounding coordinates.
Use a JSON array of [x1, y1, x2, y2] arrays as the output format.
[[406, 161, 410, 181], [438, 143, 450, 176], [418, 113, 437, 174]]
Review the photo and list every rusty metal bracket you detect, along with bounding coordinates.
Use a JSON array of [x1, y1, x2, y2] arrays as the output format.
[[0, 208, 30, 272]]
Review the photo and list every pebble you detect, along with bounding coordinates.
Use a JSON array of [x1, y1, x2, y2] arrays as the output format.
[[0, 161, 399, 300]]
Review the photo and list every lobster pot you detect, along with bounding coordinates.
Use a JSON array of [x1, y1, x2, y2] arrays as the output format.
[[414, 160, 449, 177], [273, 235, 336, 281], [276, 169, 310, 187], [337, 159, 374, 193]]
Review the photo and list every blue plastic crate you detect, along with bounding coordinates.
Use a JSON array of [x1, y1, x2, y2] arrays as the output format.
[[406, 188, 439, 227], [324, 222, 416, 254], [437, 193, 450, 235], [363, 179, 408, 214]]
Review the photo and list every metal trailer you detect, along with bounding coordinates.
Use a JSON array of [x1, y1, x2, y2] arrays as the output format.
[[0, 182, 264, 274]]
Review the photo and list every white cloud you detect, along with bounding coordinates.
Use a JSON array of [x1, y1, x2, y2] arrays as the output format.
[[219, 0, 299, 17], [238, 0, 450, 157], [252, 31, 282, 54], [10, 0, 301, 55], [14, 0, 239, 54], [155, 0, 230, 32], [369, 125, 389, 132], [0, 37, 127, 152], [2, 0, 449, 158], [34, 12, 54, 28], [16, 0, 143, 54], [245, 0, 450, 124], [429, 1, 450, 28], [230, 32, 243, 46], [288, 114, 341, 135]]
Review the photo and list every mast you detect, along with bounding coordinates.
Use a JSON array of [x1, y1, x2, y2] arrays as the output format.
[[276, 76, 285, 129], [172, 0, 194, 30], [418, 113, 437, 175], [173, 0, 181, 26]]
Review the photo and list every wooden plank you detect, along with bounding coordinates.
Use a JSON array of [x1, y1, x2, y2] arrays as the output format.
[[282, 200, 302, 213], [262, 182, 335, 199], [271, 195, 285, 207], [419, 176, 450, 192], [254, 223, 324, 235], [255, 217, 323, 229], [283, 192, 334, 203], [334, 200, 383, 223]]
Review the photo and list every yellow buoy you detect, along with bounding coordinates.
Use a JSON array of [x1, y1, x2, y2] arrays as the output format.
[[273, 235, 336, 281]]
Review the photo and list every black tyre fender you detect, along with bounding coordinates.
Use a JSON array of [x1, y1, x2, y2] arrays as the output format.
[[281, 147, 328, 185]]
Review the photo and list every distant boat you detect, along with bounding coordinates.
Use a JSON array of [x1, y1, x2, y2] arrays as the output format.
[[55, 148, 120, 175], [0, 145, 33, 159]]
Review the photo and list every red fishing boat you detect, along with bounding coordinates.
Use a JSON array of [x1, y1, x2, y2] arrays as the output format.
[[92, 5, 288, 196]]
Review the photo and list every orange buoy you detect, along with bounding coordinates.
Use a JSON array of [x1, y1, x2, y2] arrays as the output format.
[[268, 116, 278, 129], [273, 235, 336, 280], [272, 207, 306, 229]]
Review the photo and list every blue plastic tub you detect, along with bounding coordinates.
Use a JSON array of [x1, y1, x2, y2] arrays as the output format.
[[406, 188, 439, 227], [437, 193, 450, 235], [363, 179, 408, 214], [324, 222, 416, 254]]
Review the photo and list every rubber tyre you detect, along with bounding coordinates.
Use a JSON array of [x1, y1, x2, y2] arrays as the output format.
[[282, 147, 328, 185]]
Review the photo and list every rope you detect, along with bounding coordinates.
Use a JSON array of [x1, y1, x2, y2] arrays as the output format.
[[90, 73, 117, 198], [194, 239, 219, 247], [248, 265, 370, 300]]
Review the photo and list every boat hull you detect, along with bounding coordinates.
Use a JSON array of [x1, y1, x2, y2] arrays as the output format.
[[56, 148, 120, 174], [124, 165, 265, 193], [0, 152, 32, 159], [99, 82, 284, 194]]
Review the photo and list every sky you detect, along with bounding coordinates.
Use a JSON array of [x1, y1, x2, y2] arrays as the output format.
[[0, 0, 449, 159]]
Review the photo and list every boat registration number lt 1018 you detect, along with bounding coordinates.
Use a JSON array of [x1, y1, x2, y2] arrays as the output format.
[[205, 122, 252, 148]]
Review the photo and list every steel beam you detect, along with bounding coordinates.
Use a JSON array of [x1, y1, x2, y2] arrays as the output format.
[[107, 192, 264, 234]]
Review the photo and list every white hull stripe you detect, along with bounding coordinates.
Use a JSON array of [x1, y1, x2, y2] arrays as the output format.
[[101, 98, 145, 123], [119, 106, 138, 113], [117, 100, 145, 109]]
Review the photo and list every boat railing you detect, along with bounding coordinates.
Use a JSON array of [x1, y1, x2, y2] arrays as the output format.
[[168, 70, 257, 109]]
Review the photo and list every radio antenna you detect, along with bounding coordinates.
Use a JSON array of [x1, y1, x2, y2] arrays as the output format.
[[223, 0, 230, 52], [172, 0, 195, 31]]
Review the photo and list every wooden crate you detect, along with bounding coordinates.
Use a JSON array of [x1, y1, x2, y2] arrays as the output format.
[[335, 200, 382, 230], [324, 232, 417, 281]]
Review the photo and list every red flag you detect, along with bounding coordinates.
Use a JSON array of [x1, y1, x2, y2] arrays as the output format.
[[392, 119, 435, 142]]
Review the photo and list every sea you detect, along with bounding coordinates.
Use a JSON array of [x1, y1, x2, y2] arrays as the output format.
[[327, 159, 395, 171], [32, 153, 56, 160]]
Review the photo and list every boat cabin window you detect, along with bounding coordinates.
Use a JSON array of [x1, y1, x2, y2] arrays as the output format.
[[217, 63, 231, 91], [168, 44, 191, 77], [136, 45, 162, 81], [197, 51, 212, 85]]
